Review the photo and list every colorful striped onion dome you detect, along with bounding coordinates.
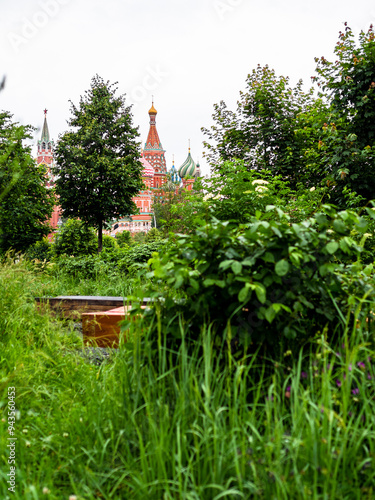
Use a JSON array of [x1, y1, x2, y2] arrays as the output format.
[[140, 154, 154, 177], [178, 150, 197, 178]]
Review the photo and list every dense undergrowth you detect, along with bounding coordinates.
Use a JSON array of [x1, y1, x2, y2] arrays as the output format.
[[0, 256, 374, 499]]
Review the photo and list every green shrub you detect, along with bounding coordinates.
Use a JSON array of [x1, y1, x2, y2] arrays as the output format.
[[25, 237, 52, 262], [133, 231, 146, 244], [52, 254, 109, 280], [116, 230, 132, 248], [137, 206, 375, 356], [102, 234, 118, 250], [145, 228, 163, 242], [53, 219, 97, 257], [118, 240, 168, 275]]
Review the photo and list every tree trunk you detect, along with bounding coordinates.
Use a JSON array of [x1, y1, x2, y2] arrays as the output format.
[[98, 220, 103, 253]]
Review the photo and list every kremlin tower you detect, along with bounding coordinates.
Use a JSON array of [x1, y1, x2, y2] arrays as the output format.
[[37, 110, 60, 232], [37, 109, 54, 184]]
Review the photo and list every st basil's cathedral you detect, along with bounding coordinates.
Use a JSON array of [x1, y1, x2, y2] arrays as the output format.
[[37, 103, 200, 237]]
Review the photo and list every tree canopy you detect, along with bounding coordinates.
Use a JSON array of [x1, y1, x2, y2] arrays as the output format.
[[0, 111, 55, 253], [312, 23, 375, 201], [202, 65, 317, 188], [203, 25, 375, 205], [53, 75, 144, 252]]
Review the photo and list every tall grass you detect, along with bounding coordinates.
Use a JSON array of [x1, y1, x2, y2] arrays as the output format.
[[29, 260, 140, 298], [0, 257, 374, 499]]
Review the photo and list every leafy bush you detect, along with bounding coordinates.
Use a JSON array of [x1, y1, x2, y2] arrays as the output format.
[[99, 245, 129, 265], [102, 234, 118, 250], [118, 240, 168, 275], [145, 228, 163, 242], [137, 206, 375, 357], [25, 237, 52, 262], [53, 218, 97, 257], [116, 230, 132, 248], [51, 254, 110, 280], [133, 232, 146, 244]]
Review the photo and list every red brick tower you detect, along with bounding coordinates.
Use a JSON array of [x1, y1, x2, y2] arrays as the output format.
[[37, 109, 53, 179], [143, 101, 167, 188], [37, 109, 60, 232]]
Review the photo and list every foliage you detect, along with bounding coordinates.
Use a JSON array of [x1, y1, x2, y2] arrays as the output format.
[[139, 206, 375, 357], [153, 163, 292, 236], [102, 234, 118, 250], [25, 237, 52, 263], [155, 161, 302, 234], [144, 227, 163, 242], [202, 160, 292, 224], [312, 24, 375, 201], [53, 75, 144, 252], [51, 254, 110, 280], [202, 65, 317, 187], [314, 23, 375, 149], [202, 27, 375, 204], [0, 111, 55, 253], [152, 185, 186, 234], [117, 240, 168, 275], [132, 231, 146, 244], [115, 230, 132, 248], [53, 218, 97, 257], [1, 256, 375, 499]]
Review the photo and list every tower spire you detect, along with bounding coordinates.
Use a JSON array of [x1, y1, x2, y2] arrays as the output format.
[[41, 109, 50, 143], [143, 101, 167, 188]]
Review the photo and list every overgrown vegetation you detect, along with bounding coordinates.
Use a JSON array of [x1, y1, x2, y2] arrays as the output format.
[[1, 24, 375, 500], [135, 205, 375, 359], [0, 257, 374, 499]]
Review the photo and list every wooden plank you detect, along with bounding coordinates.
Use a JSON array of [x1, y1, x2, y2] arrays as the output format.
[[82, 305, 146, 348]]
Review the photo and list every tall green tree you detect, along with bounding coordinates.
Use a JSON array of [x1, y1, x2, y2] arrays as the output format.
[[202, 65, 317, 188], [0, 111, 55, 253], [54, 75, 144, 252], [312, 23, 375, 202], [314, 23, 375, 149]]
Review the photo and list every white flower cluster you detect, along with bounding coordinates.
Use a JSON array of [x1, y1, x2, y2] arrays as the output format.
[[252, 179, 269, 185], [252, 179, 269, 193]]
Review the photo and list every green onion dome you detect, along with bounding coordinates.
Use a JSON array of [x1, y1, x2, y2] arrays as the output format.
[[178, 150, 197, 179]]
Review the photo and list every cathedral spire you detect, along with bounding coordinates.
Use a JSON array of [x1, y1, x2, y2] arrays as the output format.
[[145, 100, 161, 150], [143, 101, 167, 187]]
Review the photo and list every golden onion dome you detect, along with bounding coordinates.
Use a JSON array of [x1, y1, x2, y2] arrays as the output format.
[[148, 103, 157, 115]]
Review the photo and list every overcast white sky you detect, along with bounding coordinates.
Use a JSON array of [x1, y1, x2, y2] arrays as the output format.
[[1, 0, 375, 176]]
